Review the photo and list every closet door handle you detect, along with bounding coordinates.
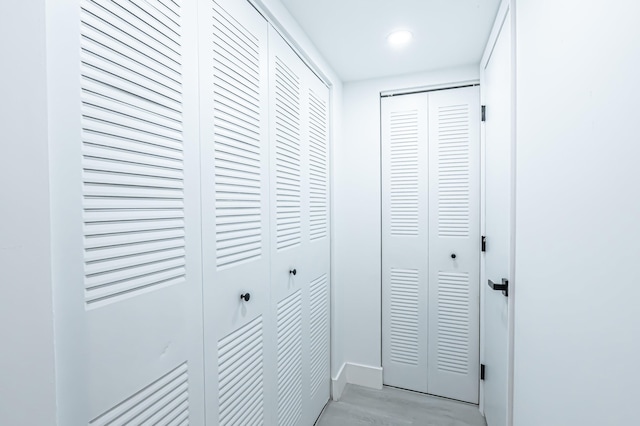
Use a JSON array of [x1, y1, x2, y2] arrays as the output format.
[[240, 293, 251, 302], [488, 279, 509, 297], [451, 253, 457, 259], [289, 269, 297, 276]]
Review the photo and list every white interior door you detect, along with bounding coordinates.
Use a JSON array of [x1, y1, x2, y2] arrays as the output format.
[[382, 87, 480, 403], [382, 93, 430, 393], [268, 27, 308, 426], [268, 27, 331, 425], [483, 10, 512, 426], [200, 0, 273, 424], [50, 0, 206, 423], [427, 86, 481, 404], [302, 64, 332, 424]]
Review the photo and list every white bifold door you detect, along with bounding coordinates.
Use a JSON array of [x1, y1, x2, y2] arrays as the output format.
[[382, 87, 481, 403], [48, 0, 330, 424], [50, 1, 205, 424], [268, 27, 331, 426], [200, 2, 330, 424], [199, 0, 272, 424]]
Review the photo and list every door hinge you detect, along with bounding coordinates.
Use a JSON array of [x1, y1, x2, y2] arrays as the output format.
[[481, 236, 486, 252], [481, 364, 486, 380], [481, 105, 486, 122]]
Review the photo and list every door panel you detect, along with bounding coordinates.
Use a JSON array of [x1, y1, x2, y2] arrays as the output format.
[[200, 0, 271, 424], [276, 290, 303, 426], [269, 27, 308, 426], [382, 87, 480, 403], [308, 273, 330, 399], [303, 68, 331, 423], [218, 316, 265, 426], [483, 10, 512, 426], [269, 28, 331, 425], [382, 93, 430, 393], [75, 0, 205, 423], [427, 86, 481, 403]]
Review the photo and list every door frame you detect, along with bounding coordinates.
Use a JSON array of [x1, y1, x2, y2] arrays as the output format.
[[479, 0, 516, 423]]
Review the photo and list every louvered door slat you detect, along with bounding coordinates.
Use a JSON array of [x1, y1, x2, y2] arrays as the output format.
[[276, 291, 303, 426], [427, 86, 480, 403], [89, 363, 189, 426], [308, 89, 328, 241], [202, 1, 270, 425], [212, 0, 264, 270], [218, 317, 265, 426], [273, 56, 302, 251], [80, 0, 186, 308], [56, 1, 206, 424], [382, 93, 429, 393], [309, 274, 329, 398]]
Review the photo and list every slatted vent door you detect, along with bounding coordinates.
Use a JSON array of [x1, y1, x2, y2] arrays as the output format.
[[274, 57, 302, 251], [308, 89, 328, 241], [437, 104, 470, 238], [276, 291, 303, 426], [203, 2, 270, 425], [80, 0, 186, 307], [427, 86, 480, 404], [89, 363, 190, 426], [218, 316, 265, 426], [436, 272, 471, 374], [389, 268, 420, 366], [389, 110, 420, 237], [309, 274, 329, 397], [381, 94, 428, 394], [212, 1, 263, 269]]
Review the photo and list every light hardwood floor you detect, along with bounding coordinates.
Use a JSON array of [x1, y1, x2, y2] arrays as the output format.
[[315, 385, 487, 426]]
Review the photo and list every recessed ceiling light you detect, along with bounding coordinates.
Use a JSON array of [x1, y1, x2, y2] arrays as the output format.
[[387, 30, 413, 47]]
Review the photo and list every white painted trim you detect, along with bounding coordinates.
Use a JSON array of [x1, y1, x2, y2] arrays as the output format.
[[480, 0, 511, 71], [380, 79, 479, 97], [331, 362, 347, 401], [346, 363, 383, 390], [331, 362, 384, 400]]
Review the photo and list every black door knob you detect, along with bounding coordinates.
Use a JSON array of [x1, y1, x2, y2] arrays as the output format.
[[451, 253, 457, 259], [240, 293, 251, 302], [289, 269, 297, 276]]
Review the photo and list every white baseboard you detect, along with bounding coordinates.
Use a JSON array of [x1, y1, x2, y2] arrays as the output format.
[[331, 362, 383, 400], [331, 362, 347, 401], [346, 363, 383, 390]]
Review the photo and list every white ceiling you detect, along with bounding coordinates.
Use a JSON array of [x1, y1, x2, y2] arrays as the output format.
[[279, 0, 502, 82]]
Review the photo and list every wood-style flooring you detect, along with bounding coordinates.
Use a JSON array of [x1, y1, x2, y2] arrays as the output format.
[[315, 385, 487, 426]]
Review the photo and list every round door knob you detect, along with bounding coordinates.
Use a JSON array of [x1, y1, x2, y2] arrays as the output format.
[[289, 269, 297, 276], [240, 293, 251, 302], [451, 253, 457, 259]]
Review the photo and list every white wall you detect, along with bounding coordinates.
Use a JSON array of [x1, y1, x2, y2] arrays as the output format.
[[0, 1, 57, 424], [335, 66, 479, 377], [513, 1, 640, 425]]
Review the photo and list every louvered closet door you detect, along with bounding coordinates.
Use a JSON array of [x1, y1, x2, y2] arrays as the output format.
[[381, 93, 430, 393], [268, 27, 309, 426], [56, 0, 205, 424], [427, 86, 480, 403], [301, 66, 331, 425], [199, 0, 272, 424]]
